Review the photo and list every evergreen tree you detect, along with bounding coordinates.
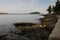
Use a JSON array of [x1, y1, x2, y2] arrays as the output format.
[[54, 0, 60, 14], [52, 5, 55, 13], [47, 5, 52, 14]]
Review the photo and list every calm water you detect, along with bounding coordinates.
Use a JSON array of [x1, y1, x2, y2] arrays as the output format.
[[0, 14, 44, 25], [0, 14, 44, 34]]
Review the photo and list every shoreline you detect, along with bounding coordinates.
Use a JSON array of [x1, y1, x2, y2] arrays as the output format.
[[0, 13, 59, 40]]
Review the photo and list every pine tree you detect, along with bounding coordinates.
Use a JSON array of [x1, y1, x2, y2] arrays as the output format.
[[47, 5, 52, 14], [52, 5, 55, 13], [55, 0, 60, 14]]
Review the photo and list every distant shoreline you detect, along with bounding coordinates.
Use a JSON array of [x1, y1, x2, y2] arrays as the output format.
[[30, 12, 40, 14], [0, 13, 8, 14], [0, 13, 40, 15]]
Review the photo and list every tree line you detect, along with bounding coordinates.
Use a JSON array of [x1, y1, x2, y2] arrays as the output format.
[[47, 0, 60, 15]]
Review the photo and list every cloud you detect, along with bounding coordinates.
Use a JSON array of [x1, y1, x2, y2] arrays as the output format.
[[0, 0, 57, 13]]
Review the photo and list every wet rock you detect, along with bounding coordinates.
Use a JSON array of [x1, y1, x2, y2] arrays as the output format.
[[13, 23, 36, 27], [0, 28, 50, 40]]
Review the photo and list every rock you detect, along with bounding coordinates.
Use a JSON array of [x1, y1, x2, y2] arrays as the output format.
[[0, 28, 50, 40], [49, 18, 60, 40], [13, 23, 36, 27]]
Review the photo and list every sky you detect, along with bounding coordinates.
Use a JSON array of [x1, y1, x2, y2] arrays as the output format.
[[0, 0, 57, 13]]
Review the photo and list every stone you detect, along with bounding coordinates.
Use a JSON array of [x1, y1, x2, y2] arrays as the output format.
[[49, 18, 60, 40]]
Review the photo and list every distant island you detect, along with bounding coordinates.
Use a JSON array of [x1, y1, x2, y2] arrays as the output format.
[[30, 12, 40, 14], [0, 13, 8, 14]]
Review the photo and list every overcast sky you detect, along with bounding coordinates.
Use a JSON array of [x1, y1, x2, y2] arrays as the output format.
[[0, 0, 57, 13]]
